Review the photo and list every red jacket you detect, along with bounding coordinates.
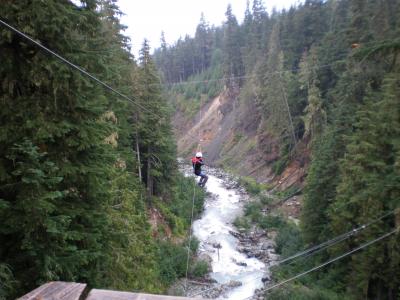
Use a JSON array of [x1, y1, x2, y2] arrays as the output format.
[[191, 157, 203, 175]]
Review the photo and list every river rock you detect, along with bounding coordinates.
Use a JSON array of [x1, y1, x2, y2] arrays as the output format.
[[212, 242, 222, 249], [229, 230, 243, 239], [226, 280, 242, 288], [231, 258, 248, 267], [261, 275, 271, 282], [261, 240, 275, 250]]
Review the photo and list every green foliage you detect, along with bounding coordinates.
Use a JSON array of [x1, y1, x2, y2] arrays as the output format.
[[102, 169, 160, 292], [169, 175, 205, 232], [190, 261, 209, 278], [0, 264, 15, 300], [0, 0, 184, 297], [155, 237, 200, 287], [267, 283, 344, 300], [328, 74, 400, 298], [275, 222, 303, 258], [259, 194, 274, 205], [1, 0, 399, 298], [275, 186, 300, 200], [244, 201, 263, 222], [233, 216, 251, 231], [156, 241, 188, 286], [259, 215, 286, 230], [154, 0, 400, 298], [272, 158, 288, 176], [301, 128, 340, 244], [239, 176, 263, 195]]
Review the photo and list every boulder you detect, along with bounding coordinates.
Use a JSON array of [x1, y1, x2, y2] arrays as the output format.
[[261, 241, 275, 250], [261, 275, 271, 282], [226, 280, 242, 288]]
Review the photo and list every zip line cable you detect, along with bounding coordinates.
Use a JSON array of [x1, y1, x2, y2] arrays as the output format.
[[0, 20, 201, 295], [154, 60, 347, 88], [277, 209, 396, 265], [0, 18, 162, 120], [108, 209, 399, 300], [183, 82, 335, 157], [237, 225, 400, 300], [262, 227, 399, 294], [185, 94, 205, 293], [160, 39, 389, 88], [136, 208, 398, 279], [0, 18, 346, 128], [5, 19, 396, 296]]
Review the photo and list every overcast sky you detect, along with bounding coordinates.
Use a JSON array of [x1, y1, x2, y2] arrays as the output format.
[[117, 0, 302, 57]]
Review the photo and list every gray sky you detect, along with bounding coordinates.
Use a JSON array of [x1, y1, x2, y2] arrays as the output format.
[[117, 0, 302, 56]]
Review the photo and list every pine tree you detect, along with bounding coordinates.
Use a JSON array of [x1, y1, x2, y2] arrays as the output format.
[[329, 74, 400, 298], [299, 47, 326, 143], [195, 13, 212, 72], [0, 0, 116, 294], [301, 128, 340, 245], [223, 4, 244, 89], [251, 0, 268, 52], [136, 40, 177, 198], [258, 23, 293, 139]]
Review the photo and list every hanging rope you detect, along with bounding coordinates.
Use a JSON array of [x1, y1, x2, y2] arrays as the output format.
[[184, 95, 205, 295], [184, 179, 197, 295]]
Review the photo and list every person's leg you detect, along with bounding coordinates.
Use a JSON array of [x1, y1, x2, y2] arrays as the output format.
[[196, 174, 203, 186], [200, 173, 208, 187], [199, 175, 204, 186]]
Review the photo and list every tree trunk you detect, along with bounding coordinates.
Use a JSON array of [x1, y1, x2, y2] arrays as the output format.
[[146, 145, 153, 198], [135, 129, 142, 183]]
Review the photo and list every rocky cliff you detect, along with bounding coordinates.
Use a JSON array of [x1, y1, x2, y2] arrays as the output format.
[[173, 89, 308, 189]]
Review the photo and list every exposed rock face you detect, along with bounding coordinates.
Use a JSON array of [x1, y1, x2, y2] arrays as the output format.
[[173, 91, 277, 182], [173, 90, 308, 189]]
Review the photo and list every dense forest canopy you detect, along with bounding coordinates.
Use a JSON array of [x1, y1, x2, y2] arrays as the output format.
[[0, 1, 205, 299], [0, 0, 399, 299], [154, 0, 400, 299]]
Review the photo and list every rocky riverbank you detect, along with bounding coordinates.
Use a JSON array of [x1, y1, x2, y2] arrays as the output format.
[[231, 227, 279, 300], [174, 164, 279, 299]]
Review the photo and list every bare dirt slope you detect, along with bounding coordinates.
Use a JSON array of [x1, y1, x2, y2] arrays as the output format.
[[174, 90, 307, 188]]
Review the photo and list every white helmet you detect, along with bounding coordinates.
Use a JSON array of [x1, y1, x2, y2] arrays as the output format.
[[196, 152, 202, 158]]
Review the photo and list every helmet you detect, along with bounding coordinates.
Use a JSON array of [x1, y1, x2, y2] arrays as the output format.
[[196, 152, 202, 158]]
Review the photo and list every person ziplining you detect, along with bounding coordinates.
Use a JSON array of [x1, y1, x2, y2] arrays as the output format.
[[191, 151, 208, 187]]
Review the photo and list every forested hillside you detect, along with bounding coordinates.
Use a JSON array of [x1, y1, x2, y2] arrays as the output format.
[[0, 1, 205, 299], [154, 0, 400, 298]]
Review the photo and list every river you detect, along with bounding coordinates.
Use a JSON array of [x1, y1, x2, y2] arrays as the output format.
[[192, 172, 268, 300]]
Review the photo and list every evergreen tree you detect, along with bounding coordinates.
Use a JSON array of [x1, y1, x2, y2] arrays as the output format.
[[222, 4, 244, 89], [0, 0, 115, 294], [195, 13, 212, 72], [301, 128, 340, 245], [251, 0, 268, 52], [258, 23, 293, 140], [329, 74, 400, 298], [136, 40, 177, 198], [299, 47, 326, 143]]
